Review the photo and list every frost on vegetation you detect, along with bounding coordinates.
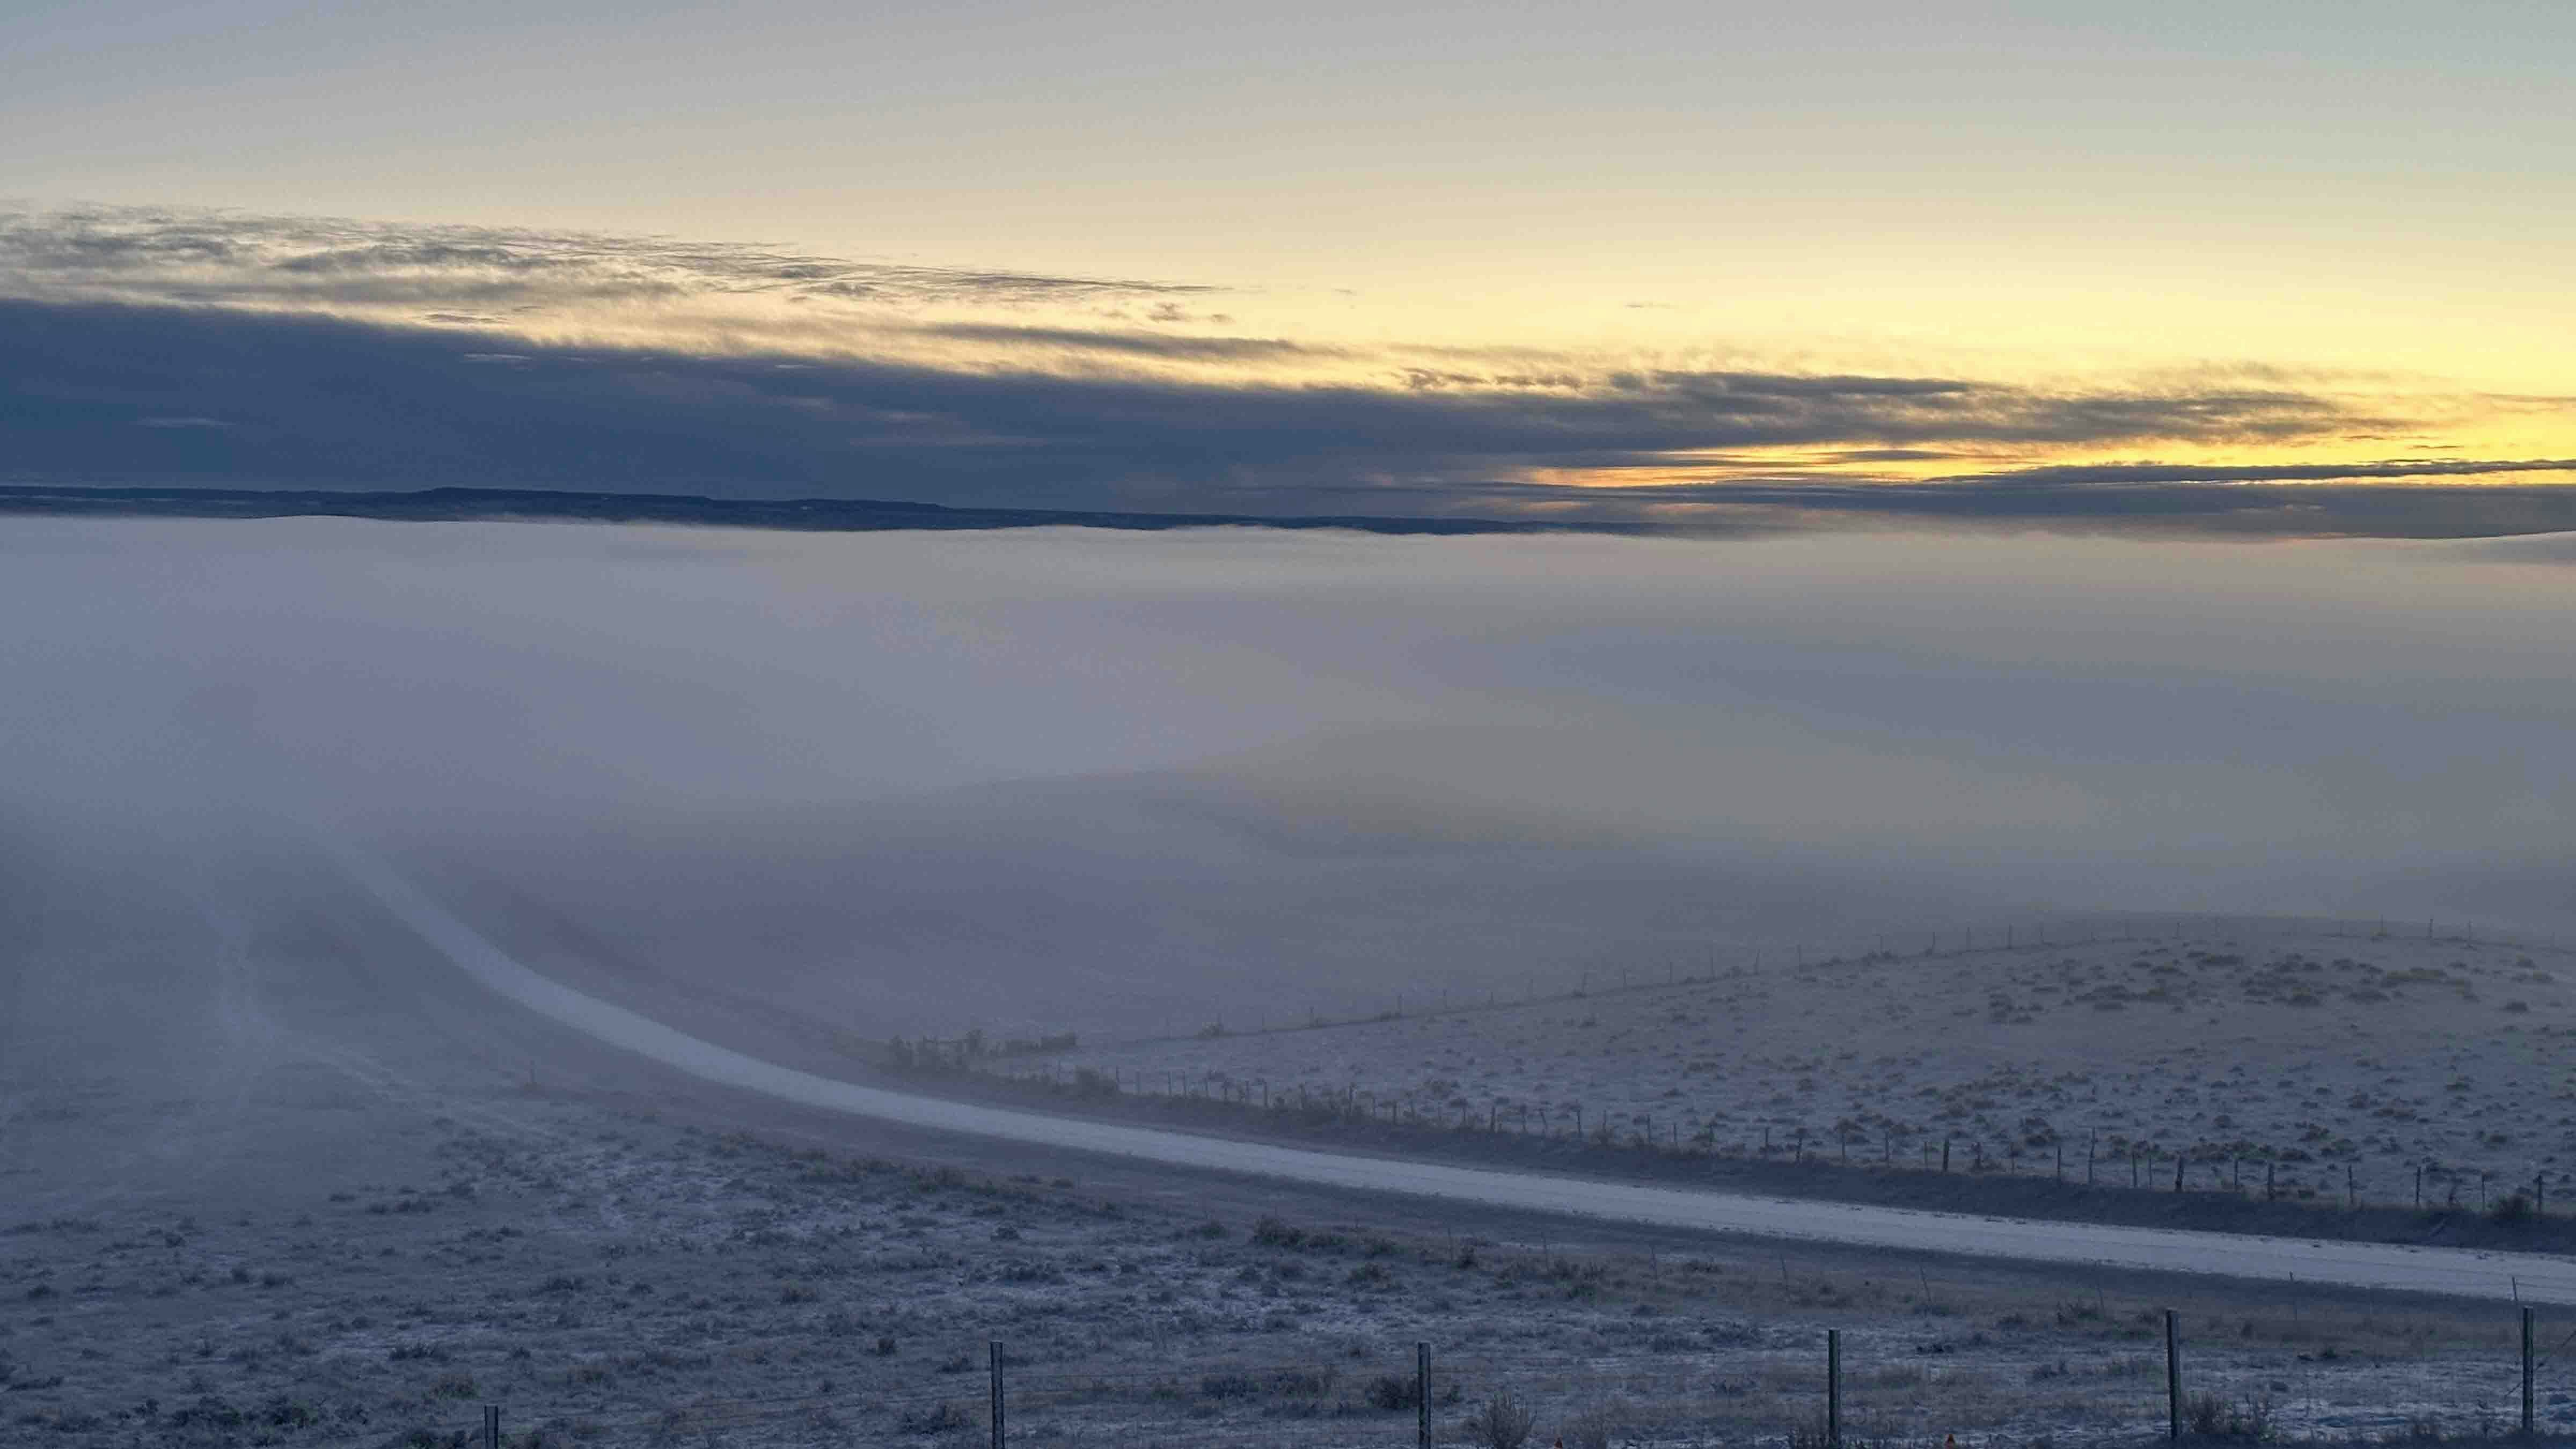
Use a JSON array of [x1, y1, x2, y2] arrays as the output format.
[[8, 1069, 2570, 1447], [1030, 928, 2576, 1222]]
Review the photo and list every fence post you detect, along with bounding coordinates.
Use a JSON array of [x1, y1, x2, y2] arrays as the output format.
[[1416, 1341, 1431, 1449], [989, 1340, 1005, 1448], [1827, 1328, 1842, 1447], [2165, 1309, 2182, 1440], [2524, 1306, 2536, 1437], [482, 1404, 499, 1449]]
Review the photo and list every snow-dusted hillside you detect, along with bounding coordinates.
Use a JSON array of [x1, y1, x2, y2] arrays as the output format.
[[1051, 927, 2576, 1209]]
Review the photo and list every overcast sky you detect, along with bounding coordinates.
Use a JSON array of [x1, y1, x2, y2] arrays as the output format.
[[4, 3, 2571, 521]]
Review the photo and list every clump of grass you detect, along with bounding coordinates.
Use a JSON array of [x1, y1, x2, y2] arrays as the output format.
[[1201, 1371, 1262, 1400], [2184, 1389, 2276, 1439], [1251, 1216, 1305, 1248], [428, 1370, 478, 1400], [1466, 1384, 1535, 1448], [1363, 1373, 1418, 1411], [1561, 1401, 1620, 1449], [895, 1400, 976, 1434]]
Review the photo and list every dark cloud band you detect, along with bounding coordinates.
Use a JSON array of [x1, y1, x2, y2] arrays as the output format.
[[0, 298, 2405, 515]]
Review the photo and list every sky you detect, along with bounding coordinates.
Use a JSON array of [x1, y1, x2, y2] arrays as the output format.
[[4, 2, 2572, 523]]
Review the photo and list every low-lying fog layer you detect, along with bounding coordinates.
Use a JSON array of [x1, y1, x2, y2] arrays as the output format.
[[5, 517, 2573, 1040]]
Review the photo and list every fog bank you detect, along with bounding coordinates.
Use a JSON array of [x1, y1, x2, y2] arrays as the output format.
[[6, 518, 2571, 1037]]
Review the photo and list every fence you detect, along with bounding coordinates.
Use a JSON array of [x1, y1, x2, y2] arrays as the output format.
[[925, 913, 2576, 1224], [253, 1305, 2571, 1448]]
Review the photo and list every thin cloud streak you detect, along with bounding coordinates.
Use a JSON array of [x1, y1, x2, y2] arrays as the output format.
[[1931, 458, 2576, 486], [913, 323, 1323, 362], [0, 206, 1219, 316]]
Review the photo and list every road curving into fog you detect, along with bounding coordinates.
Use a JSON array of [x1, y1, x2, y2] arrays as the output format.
[[337, 848, 2576, 1306]]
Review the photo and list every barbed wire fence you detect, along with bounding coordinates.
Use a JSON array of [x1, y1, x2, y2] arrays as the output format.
[[912, 914, 2576, 1223], [244, 1304, 2568, 1448]]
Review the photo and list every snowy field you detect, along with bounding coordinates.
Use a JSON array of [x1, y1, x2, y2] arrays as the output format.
[[1043, 926, 2576, 1214], [5, 1096, 2567, 1448], [8, 836, 2575, 1447]]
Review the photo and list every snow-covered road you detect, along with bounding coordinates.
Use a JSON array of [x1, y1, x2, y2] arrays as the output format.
[[340, 850, 2576, 1306]]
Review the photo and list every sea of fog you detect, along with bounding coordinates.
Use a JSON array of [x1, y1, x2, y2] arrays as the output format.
[[5, 517, 2571, 1040]]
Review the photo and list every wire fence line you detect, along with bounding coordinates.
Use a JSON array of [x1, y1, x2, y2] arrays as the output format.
[[895, 913, 2576, 1222], [230, 1306, 2574, 1449]]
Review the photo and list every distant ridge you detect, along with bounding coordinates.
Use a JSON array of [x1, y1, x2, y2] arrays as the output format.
[[0, 484, 1630, 538]]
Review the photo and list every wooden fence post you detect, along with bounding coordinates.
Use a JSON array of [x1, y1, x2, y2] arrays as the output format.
[[1827, 1328, 1842, 1447], [1416, 1341, 1431, 1449], [2523, 1307, 2536, 1438], [2165, 1309, 2182, 1440], [989, 1340, 1005, 1449]]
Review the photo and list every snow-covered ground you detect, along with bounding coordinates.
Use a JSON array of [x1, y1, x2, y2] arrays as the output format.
[[1046, 928, 2576, 1215], [6, 1100, 2566, 1448], [345, 856, 2576, 1303], [10, 833, 2576, 1446]]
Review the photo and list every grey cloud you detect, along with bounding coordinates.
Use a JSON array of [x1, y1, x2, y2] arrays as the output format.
[[1400, 368, 1494, 390], [1614, 373, 2362, 447], [0, 206, 1221, 314], [0, 299, 2404, 522], [1459, 473, 2576, 539], [269, 242, 584, 275], [1621, 370, 1980, 400], [914, 323, 1320, 362], [1930, 457, 2576, 486]]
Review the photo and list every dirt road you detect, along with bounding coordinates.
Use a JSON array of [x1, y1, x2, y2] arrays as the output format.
[[339, 846, 2576, 1306]]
